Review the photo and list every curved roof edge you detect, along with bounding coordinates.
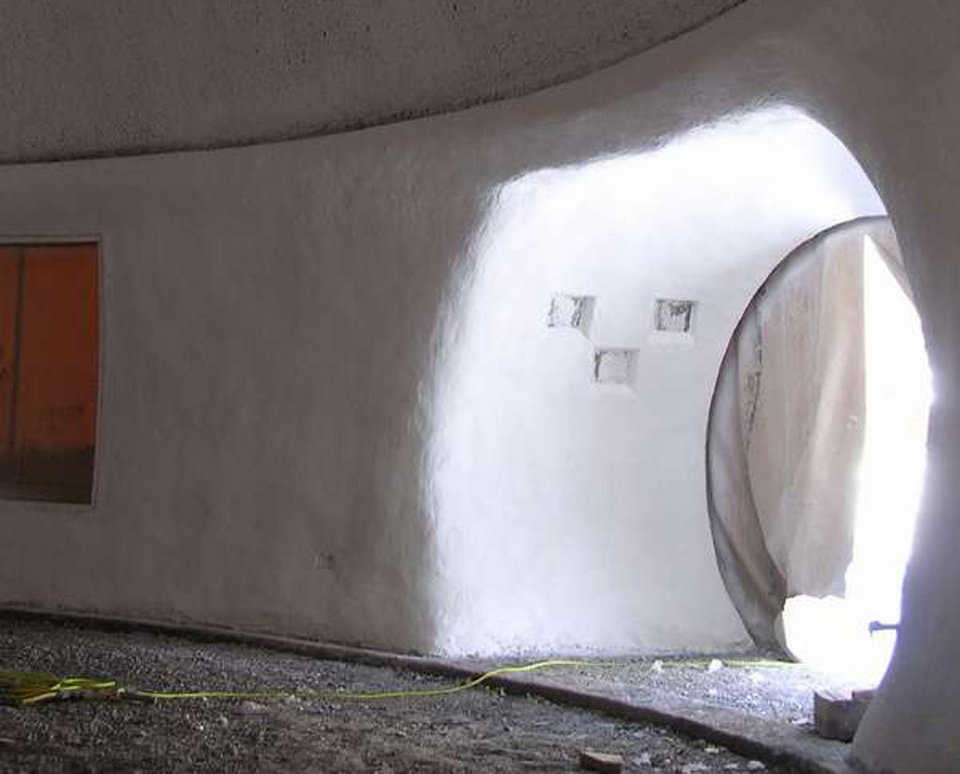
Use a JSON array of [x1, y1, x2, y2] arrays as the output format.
[[0, 0, 744, 165]]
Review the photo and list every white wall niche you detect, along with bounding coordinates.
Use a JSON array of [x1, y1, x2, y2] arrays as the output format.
[[649, 298, 697, 348], [593, 347, 637, 387], [547, 293, 595, 336], [655, 298, 695, 331]]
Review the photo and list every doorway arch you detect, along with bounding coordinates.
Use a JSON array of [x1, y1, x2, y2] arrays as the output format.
[[706, 216, 930, 680], [431, 107, 887, 657]]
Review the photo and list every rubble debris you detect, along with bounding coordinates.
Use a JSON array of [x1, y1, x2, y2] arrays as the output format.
[[578, 748, 624, 772]]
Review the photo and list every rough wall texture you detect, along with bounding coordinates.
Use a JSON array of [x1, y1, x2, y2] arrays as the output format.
[[0, 0, 743, 163], [0, 1, 959, 771]]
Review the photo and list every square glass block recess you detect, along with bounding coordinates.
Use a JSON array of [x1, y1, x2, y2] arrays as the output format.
[[594, 349, 634, 385], [547, 294, 594, 335], [0, 243, 99, 504], [655, 298, 695, 333]]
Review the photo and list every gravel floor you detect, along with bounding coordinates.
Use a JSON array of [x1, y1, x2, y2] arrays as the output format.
[[483, 655, 857, 729], [0, 618, 826, 773]]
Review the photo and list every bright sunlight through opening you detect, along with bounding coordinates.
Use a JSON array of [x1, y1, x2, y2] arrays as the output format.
[[782, 236, 932, 685]]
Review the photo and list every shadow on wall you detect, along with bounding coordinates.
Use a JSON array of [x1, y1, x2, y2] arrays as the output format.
[[428, 106, 886, 658]]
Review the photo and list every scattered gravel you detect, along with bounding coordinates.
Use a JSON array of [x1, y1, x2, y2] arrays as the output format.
[[485, 655, 858, 729], [0, 618, 816, 772]]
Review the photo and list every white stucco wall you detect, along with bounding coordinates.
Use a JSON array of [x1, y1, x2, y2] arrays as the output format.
[[431, 108, 883, 656], [1, 1, 959, 769], [0, 140, 450, 651]]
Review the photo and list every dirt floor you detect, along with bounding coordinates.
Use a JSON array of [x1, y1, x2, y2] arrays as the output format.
[[489, 655, 857, 729], [0, 618, 840, 773]]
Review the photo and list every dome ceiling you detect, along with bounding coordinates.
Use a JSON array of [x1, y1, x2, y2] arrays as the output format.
[[2, 0, 744, 163]]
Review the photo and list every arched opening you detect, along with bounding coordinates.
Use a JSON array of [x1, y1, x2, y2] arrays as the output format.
[[706, 218, 931, 685], [431, 106, 887, 658]]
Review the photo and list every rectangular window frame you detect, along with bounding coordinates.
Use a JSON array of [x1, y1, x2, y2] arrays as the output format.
[[0, 235, 103, 510]]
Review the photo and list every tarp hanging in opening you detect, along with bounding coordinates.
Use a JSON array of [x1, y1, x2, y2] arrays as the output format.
[[706, 218, 908, 652]]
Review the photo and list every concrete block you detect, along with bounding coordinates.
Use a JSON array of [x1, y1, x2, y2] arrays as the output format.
[[578, 748, 623, 772], [813, 688, 871, 742]]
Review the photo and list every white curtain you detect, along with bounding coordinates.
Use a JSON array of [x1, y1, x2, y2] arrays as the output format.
[[707, 218, 907, 652]]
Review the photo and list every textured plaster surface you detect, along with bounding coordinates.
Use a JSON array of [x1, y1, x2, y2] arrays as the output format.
[[0, 1, 959, 770], [0, 0, 743, 163]]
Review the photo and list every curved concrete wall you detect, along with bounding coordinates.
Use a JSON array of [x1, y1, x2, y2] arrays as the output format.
[[1, 0, 958, 770], [431, 109, 882, 657]]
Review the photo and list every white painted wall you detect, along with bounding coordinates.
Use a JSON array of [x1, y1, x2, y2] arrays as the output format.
[[432, 108, 883, 656], [0, 1, 959, 769]]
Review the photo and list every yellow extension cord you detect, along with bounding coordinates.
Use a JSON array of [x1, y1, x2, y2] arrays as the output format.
[[0, 656, 794, 707], [0, 659, 604, 706]]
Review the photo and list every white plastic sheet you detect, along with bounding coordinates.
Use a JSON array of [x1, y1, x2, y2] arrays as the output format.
[[707, 218, 907, 651]]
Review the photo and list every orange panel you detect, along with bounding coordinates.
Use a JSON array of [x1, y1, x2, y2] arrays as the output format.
[[0, 247, 19, 478], [17, 244, 98, 489]]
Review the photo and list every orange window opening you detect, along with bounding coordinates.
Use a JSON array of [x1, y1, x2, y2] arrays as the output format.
[[0, 243, 99, 504]]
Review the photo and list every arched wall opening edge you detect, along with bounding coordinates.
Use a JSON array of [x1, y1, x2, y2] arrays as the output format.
[[704, 215, 930, 686]]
